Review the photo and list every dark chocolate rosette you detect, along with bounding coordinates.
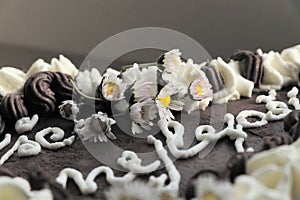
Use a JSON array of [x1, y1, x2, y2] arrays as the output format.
[[230, 50, 263, 88], [1, 93, 28, 124], [201, 63, 224, 93], [24, 71, 73, 116], [51, 72, 73, 104]]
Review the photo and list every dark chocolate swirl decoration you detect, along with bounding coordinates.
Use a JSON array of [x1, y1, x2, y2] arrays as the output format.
[[24, 71, 73, 116], [226, 152, 254, 183], [230, 50, 264, 88], [52, 72, 73, 103], [201, 63, 224, 92], [283, 110, 300, 141], [263, 133, 293, 150], [24, 71, 56, 115], [1, 94, 28, 124]]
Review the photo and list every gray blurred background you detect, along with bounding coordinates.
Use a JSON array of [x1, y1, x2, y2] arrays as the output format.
[[0, 0, 299, 68]]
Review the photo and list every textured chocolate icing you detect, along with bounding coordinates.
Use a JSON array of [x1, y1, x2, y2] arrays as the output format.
[[230, 50, 263, 88], [263, 133, 293, 150], [283, 110, 300, 141], [1, 94, 28, 125], [201, 63, 224, 92], [24, 71, 73, 116], [0, 90, 290, 200]]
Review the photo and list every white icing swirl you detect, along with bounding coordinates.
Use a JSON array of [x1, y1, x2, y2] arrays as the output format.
[[56, 167, 136, 195], [0, 135, 41, 165], [35, 127, 75, 150], [15, 114, 39, 134]]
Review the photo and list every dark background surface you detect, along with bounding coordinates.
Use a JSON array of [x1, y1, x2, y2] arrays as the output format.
[[0, 0, 299, 68]]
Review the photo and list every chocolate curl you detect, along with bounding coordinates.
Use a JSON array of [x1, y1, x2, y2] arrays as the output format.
[[230, 50, 263, 88], [201, 63, 225, 92], [1, 94, 28, 124]]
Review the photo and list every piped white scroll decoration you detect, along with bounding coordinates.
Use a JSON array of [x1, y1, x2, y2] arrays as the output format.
[[55, 167, 136, 195], [236, 110, 268, 128], [197, 114, 249, 153], [0, 134, 11, 150], [35, 127, 75, 150], [117, 151, 161, 174], [287, 87, 300, 110], [256, 89, 277, 104], [0, 135, 41, 165], [265, 101, 291, 121], [147, 135, 181, 195], [15, 114, 39, 134]]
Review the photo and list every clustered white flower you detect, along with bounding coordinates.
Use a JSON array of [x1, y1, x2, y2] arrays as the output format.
[[73, 50, 214, 141]]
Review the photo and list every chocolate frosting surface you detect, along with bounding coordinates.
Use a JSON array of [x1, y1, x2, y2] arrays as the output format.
[[283, 110, 300, 141]]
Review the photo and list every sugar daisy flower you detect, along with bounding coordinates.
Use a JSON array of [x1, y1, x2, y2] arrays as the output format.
[[192, 175, 234, 200], [74, 111, 116, 142], [131, 66, 159, 102], [156, 82, 184, 121], [129, 99, 157, 134], [188, 71, 213, 101], [101, 68, 128, 101], [162, 50, 208, 97], [105, 181, 160, 200]]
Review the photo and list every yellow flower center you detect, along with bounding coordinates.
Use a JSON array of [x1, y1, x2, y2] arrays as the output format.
[[158, 95, 171, 108], [196, 85, 203, 96], [105, 83, 116, 96], [203, 192, 219, 200]]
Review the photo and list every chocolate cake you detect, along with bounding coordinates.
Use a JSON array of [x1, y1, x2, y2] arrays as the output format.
[[0, 45, 299, 200]]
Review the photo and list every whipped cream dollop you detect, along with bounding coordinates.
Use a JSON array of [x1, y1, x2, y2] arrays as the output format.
[[0, 55, 78, 96], [0, 176, 53, 200], [235, 137, 300, 199]]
